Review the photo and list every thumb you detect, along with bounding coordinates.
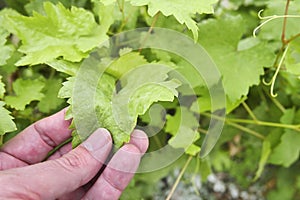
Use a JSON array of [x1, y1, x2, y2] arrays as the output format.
[[0, 128, 112, 200]]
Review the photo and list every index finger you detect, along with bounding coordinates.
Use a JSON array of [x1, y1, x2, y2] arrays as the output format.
[[0, 109, 72, 169], [83, 130, 149, 200]]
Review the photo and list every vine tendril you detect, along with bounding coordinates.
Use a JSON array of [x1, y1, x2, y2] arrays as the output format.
[[253, 9, 300, 37], [266, 45, 289, 97]]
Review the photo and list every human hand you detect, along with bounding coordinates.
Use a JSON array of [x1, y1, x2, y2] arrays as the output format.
[[0, 109, 149, 200]]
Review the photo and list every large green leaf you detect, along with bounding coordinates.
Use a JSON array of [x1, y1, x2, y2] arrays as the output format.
[[0, 76, 5, 99], [286, 38, 300, 75], [0, 2, 107, 66], [128, 0, 217, 41], [0, 101, 17, 136], [5, 78, 45, 110], [166, 107, 200, 156], [198, 15, 274, 104], [94, 65, 180, 146], [0, 27, 14, 66], [38, 78, 64, 113], [105, 51, 148, 78], [268, 109, 300, 167]]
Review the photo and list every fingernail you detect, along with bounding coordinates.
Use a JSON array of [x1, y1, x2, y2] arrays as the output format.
[[82, 128, 112, 162]]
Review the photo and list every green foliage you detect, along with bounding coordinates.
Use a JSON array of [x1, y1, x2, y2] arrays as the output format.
[[0, 75, 5, 98], [128, 0, 217, 40], [38, 78, 64, 113], [0, 28, 14, 66], [0, 102, 16, 136], [1, 0, 300, 199], [198, 15, 274, 105], [5, 78, 45, 110], [0, 2, 107, 65], [268, 109, 300, 167], [90, 63, 180, 146], [286, 38, 300, 75]]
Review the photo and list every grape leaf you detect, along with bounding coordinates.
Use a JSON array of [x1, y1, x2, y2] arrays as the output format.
[[0, 76, 5, 99], [0, 101, 17, 136], [165, 107, 198, 135], [268, 109, 300, 167], [46, 59, 80, 76], [94, 65, 180, 146], [254, 140, 271, 181], [92, 0, 115, 32], [168, 126, 200, 156], [58, 77, 74, 99], [58, 77, 75, 106], [5, 78, 45, 110], [93, 0, 140, 30], [128, 0, 218, 40], [38, 78, 64, 113], [70, 49, 180, 147], [0, 2, 107, 66], [24, 0, 87, 15], [106, 51, 148, 78], [198, 15, 274, 103], [166, 107, 200, 155], [0, 27, 14, 66], [96, 0, 115, 5], [286, 38, 300, 75]]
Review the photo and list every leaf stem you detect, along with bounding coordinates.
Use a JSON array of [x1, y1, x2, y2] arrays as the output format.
[[263, 87, 286, 113], [191, 158, 201, 196], [198, 127, 208, 135], [201, 112, 300, 135], [153, 133, 163, 148], [166, 155, 193, 200], [227, 117, 300, 131], [285, 32, 300, 43], [117, 0, 125, 21], [242, 101, 258, 122], [201, 113, 265, 139], [226, 121, 265, 140]]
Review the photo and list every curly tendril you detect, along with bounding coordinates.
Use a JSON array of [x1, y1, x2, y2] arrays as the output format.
[[253, 9, 300, 37], [263, 45, 289, 97]]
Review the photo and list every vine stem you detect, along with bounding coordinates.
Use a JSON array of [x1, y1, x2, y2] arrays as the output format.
[[228, 117, 300, 131], [117, 0, 125, 21], [191, 158, 200, 196], [166, 156, 193, 200], [226, 122, 265, 140], [263, 87, 286, 113], [281, 0, 290, 43], [285, 32, 300, 43], [198, 127, 208, 135], [201, 112, 300, 135], [139, 12, 160, 51], [201, 113, 265, 139]]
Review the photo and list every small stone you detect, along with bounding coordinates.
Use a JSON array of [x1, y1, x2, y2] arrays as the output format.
[[241, 191, 249, 199], [207, 174, 217, 183], [213, 181, 226, 193], [228, 184, 239, 199]]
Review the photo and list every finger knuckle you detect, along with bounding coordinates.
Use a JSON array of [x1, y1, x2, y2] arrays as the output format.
[[56, 149, 89, 171]]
